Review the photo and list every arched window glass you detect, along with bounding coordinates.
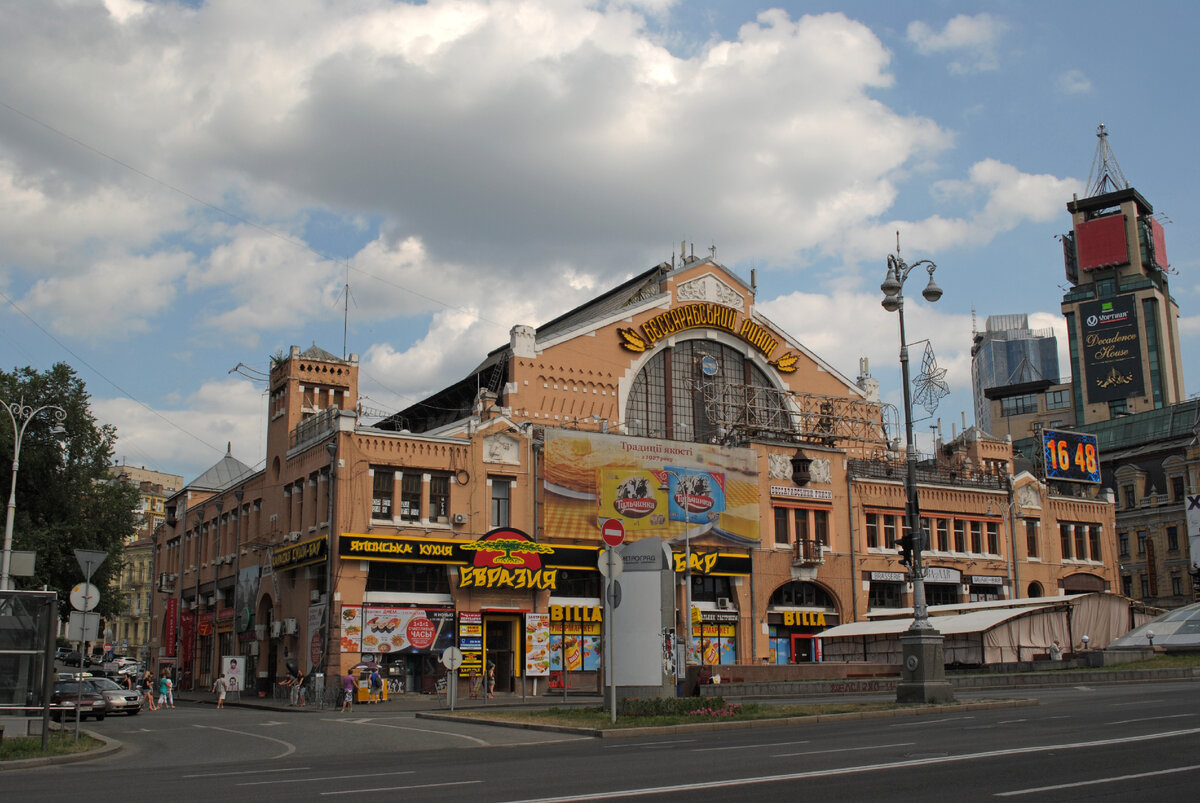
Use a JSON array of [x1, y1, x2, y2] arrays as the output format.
[[625, 339, 782, 442], [768, 581, 836, 609]]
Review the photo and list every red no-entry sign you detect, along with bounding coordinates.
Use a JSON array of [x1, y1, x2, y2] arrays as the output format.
[[601, 518, 626, 547]]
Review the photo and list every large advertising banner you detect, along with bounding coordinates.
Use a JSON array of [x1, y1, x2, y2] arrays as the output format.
[[1080, 296, 1145, 403], [543, 430, 759, 546], [338, 606, 454, 656], [221, 655, 246, 692]]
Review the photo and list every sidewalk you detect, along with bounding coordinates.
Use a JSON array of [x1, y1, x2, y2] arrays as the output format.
[[172, 687, 603, 713]]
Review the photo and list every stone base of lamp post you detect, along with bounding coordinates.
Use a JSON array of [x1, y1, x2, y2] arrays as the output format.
[[896, 627, 955, 704]]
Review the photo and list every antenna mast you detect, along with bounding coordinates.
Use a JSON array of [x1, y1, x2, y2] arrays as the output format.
[[1085, 123, 1130, 197]]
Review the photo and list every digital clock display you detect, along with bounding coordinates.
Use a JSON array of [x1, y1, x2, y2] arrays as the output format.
[[1042, 429, 1101, 483]]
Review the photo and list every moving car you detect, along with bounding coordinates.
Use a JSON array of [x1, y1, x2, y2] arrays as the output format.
[[86, 676, 141, 715], [62, 651, 90, 667], [51, 681, 107, 721]]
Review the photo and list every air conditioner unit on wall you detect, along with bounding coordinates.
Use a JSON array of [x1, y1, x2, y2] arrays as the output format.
[[716, 597, 733, 610], [452, 513, 467, 525], [310, 589, 321, 603], [270, 620, 282, 637], [246, 641, 259, 656], [284, 618, 298, 635], [255, 624, 267, 640]]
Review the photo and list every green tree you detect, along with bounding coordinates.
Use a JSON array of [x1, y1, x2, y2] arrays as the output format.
[[1, 364, 138, 620]]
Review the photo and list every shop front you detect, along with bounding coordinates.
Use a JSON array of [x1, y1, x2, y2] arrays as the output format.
[[339, 528, 605, 696], [767, 609, 837, 663], [968, 574, 1005, 602], [924, 566, 963, 606], [674, 549, 751, 665]]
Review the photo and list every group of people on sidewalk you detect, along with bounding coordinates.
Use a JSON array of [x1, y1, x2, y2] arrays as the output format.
[[137, 669, 175, 712]]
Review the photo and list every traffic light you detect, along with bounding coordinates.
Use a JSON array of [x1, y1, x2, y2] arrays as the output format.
[[894, 534, 915, 567]]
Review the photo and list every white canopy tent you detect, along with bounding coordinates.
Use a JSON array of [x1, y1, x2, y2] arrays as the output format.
[[820, 593, 1160, 666]]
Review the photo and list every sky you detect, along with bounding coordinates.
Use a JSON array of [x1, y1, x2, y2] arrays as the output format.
[[1, 0, 1197, 483]]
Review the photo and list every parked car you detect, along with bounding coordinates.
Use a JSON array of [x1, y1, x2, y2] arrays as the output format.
[[85, 676, 141, 716], [55, 647, 72, 661], [51, 681, 107, 721], [62, 651, 90, 667]]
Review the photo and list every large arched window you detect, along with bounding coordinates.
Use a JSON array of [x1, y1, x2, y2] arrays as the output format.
[[625, 339, 782, 442], [768, 581, 837, 610]]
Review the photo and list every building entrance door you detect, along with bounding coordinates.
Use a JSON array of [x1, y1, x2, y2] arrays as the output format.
[[484, 616, 518, 693]]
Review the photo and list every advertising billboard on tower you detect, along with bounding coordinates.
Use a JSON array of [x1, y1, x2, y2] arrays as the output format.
[[1079, 295, 1144, 403]]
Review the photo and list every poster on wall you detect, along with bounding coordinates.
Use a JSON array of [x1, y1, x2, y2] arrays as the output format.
[[458, 611, 482, 678], [1079, 296, 1145, 403], [524, 613, 550, 677], [543, 429, 759, 546], [1187, 495, 1200, 571], [307, 604, 326, 674], [338, 606, 454, 655]]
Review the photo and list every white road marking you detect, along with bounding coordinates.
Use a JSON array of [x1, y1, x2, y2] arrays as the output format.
[[1105, 713, 1194, 726], [693, 740, 810, 752], [996, 763, 1200, 796], [890, 716, 972, 727], [496, 727, 1200, 803], [194, 724, 296, 759], [324, 718, 491, 746], [606, 739, 696, 748], [240, 771, 415, 786], [772, 742, 914, 758], [184, 767, 311, 779], [321, 780, 482, 796]]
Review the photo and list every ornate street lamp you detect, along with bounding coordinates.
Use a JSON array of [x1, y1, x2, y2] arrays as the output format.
[[2, 398, 67, 590], [880, 239, 954, 704]]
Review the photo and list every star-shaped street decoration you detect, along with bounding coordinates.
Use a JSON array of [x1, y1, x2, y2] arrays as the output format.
[[912, 342, 949, 415]]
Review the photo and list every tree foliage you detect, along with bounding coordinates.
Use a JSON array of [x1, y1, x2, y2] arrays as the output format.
[[1, 364, 138, 620]]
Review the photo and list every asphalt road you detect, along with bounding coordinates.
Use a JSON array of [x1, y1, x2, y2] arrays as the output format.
[[6, 681, 1200, 801]]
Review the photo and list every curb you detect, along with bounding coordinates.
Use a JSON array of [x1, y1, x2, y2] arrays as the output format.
[[416, 698, 1038, 738], [0, 726, 122, 771]]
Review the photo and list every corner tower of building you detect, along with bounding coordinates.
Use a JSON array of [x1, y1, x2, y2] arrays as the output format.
[[1060, 126, 1185, 425]]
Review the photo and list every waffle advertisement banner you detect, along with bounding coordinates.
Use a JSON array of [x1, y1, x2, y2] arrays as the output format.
[[543, 429, 759, 546]]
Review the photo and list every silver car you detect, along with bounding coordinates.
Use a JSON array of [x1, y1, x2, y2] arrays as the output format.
[[87, 676, 141, 715]]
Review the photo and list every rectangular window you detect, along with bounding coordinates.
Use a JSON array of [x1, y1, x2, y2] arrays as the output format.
[[986, 522, 999, 555], [935, 519, 949, 552], [865, 513, 879, 549], [1172, 476, 1186, 502], [1137, 531, 1147, 554], [813, 510, 828, 547], [371, 469, 393, 518], [1075, 526, 1087, 561], [1122, 575, 1132, 597], [970, 521, 983, 553], [429, 475, 450, 523], [1122, 484, 1136, 509], [491, 478, 512, 528], [1000, 394, 1039, 416], [794, 510, 810, 546], [1060, 523, 1072, 559], [1172, 576, 1183, 596], [1025, 520, 1039, 558], [868, 582, 903, 609], [883, 516, 897, 550], [1139, 574, 1148, 597], [399, 474, 422, 522], [1088, 525, 1100, 561], [1045, 389, 1071, 409], [774, 508, 790, 547], [953, 521, 966, 552], [1167, 526, 1179, 552], [1118, 532, 1129, 557]]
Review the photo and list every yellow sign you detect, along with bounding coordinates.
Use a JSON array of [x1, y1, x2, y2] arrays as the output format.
[[782, 610, 827, 627], [690, 606, 701, 624], [459, 566, 558, 590], [550, 605, 602, 623], [616, 302, 798, 372]]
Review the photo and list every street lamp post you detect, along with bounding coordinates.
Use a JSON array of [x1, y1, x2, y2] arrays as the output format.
[[880, 242, 955, 704], [2, 398, 67, 591]]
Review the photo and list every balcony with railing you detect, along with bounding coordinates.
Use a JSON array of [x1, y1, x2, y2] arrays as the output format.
[[792, 539, 825, 567]]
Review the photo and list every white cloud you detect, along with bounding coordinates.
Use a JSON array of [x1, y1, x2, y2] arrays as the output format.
[[907, 13, 1008, 74], [1057, 69, 1092, 94]]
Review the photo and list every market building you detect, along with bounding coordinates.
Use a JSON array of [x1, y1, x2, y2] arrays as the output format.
[[150, 251, 1117, 697]]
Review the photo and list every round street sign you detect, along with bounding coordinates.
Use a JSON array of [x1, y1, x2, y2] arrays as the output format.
[[441, 646, 464, 670], [600, 518, 626, 547], [596, 549, 623, 579], [70, 582, 100, 611]]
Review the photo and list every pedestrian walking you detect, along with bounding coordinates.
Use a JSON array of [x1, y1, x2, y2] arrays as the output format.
[[157, 673, 169, 710], [298, 671, 309, 707], [212, 673, 228, 709], [369, 668, 382, 704], [142, 671, 157, 712], [486, 661, 496, 699], [341, 669, 355, 713], [165, 672, 175, 708], [287, 667, 304, 706]]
